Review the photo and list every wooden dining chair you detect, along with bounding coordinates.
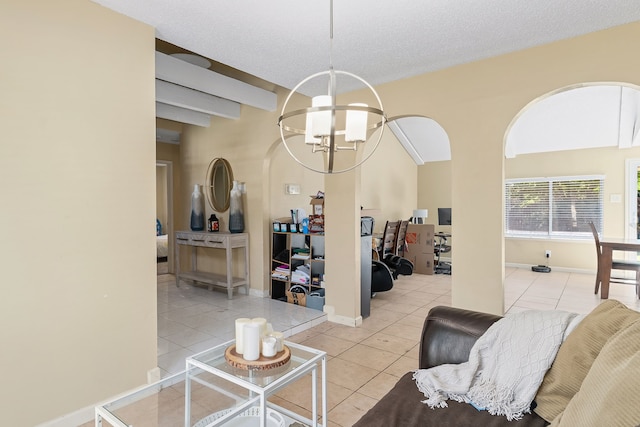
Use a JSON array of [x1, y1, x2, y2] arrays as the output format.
[[378, 220, 400, 259], [588, 221, 640, 298], [394, 220, 409, 256]]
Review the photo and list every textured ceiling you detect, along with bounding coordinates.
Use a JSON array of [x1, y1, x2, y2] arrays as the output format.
[[93, 0, 640, 94]]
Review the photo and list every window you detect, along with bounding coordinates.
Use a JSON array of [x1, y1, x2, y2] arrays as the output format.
[[505, 175, 604, 238]]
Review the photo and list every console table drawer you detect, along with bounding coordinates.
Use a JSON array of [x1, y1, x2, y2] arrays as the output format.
[[176, 232, 226, 248]]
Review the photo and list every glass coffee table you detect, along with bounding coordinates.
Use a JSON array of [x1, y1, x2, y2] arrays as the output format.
[[95, 339, 327, 427]]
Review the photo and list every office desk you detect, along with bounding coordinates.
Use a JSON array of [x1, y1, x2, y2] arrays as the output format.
[[598, 237, 640, 299]]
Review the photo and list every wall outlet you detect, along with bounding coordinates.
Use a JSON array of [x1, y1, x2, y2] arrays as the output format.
[[545, 250, 551, 258]]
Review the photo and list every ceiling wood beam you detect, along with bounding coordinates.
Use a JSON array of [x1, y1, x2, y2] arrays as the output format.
[[156, 102, 211, 127], [156, 52, 277, 112], [155, 79, 240, 119]]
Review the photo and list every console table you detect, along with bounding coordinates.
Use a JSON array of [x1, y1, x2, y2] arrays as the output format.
[[175, 230, 249, 299]]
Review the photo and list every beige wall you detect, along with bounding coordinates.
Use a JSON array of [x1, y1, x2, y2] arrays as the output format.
[[156, 166, 168, 228], [5, 4, 639, 422], [420, 146, 640, 272], [180, 87, 417, 320], [384, 22, 640, 314], [181, 22, 640, 317], [0, 1, 157, 425], [157, 139, 182, 272], [360, 130, 419, 231], [505, 145, 640, 269], [416, 161, 454, 254]]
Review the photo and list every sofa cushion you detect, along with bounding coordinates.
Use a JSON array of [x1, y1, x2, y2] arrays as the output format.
[[533, 300, 640, 422], [353, 372, 548, 427], [549, 318, 640, 427]]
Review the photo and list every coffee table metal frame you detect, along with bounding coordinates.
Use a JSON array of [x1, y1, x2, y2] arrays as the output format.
[[94, 340, 327, 427], [185, 339, 327, 427]]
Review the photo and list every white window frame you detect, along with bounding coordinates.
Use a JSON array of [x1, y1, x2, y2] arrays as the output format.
[[505, 175, 604, 239]]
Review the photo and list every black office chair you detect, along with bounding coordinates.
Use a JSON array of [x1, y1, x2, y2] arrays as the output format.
[[378, 219, 414, 278], [371, 259, 394, 295], [434, 232, 452, 274]]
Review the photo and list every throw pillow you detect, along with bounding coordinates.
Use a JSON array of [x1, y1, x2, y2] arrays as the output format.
[[549, 318, 640, 427], [533, 299, 640, 422]]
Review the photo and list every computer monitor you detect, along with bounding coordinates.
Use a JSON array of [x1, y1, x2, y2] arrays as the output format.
[[438, 208, 452, 226]]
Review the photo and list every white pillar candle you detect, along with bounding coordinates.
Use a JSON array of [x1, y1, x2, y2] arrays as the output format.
[[234, 318, 251, 354], [262, 336, 277, 358], [242, 322, 261, 361], [251, 317, 267, 337], [269, 331, 284, 352]]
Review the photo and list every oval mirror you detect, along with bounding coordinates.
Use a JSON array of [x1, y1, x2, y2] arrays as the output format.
[[205, 158, 233, 212]]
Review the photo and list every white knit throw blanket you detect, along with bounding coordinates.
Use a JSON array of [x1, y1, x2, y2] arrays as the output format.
[[413, 309, 583, 421]]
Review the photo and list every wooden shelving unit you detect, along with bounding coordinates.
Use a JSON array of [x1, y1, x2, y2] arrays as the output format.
[[271, 231, 325, 300]]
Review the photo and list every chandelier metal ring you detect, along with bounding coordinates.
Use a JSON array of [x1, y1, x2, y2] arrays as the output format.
[[278, 69, 387, 174]]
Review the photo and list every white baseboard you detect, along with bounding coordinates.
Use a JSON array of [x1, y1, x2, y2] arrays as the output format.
[[505, 262, 595, 275], [323, 305, 363, 327], [37, 367, 171, 427], [249, 288, 269, 297], [35, 405, 94, 427]]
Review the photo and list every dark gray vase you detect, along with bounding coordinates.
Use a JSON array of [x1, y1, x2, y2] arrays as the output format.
[[190, 184, 205, 231], [228, 180, 244, 233]]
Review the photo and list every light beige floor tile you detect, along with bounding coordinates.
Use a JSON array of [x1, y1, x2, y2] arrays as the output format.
[[361, 331, 417, 355], [325, 324, 377, 343], [91, 269, 640, 427], [326, 358, 379, 391], [327, 392, 378, 427], [360, 315, 397, 332], [405, 342, 420, 360], [384, 355, 418, 377], [273, 374, 352, 412], [379, 322, 423, 342], [357, 372, 400, 400], [395, 313, 428, 328], [286, 328, 324, 343], [364, 307, 408, 322], [379, 301, 422, 314], [300, 333, 356, 357], [268, 396, 313, 422], [336, 343, 400, 371]]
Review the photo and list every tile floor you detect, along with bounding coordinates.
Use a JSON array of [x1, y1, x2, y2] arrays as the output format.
[[156, 274, 328, 377], [86, 267, 640, 427]]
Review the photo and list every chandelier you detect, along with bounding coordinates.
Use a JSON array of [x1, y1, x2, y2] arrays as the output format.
[[277, 0, 387, 174]]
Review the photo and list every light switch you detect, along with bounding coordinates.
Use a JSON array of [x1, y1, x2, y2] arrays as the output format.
[[285, 184, 301, 195], [610, 194, 622, 203]]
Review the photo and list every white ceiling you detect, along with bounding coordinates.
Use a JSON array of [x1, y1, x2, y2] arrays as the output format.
[[92, 0, 640, 95], [506, 85, 640, 158], [92, 1, 640, 161]]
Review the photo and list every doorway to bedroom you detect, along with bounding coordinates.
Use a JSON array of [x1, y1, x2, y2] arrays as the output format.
[[157, 161, 174, 275]]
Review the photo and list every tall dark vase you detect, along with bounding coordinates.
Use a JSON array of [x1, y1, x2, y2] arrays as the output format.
[[190, 184, 205, 231], [229, 180, 245, 233]]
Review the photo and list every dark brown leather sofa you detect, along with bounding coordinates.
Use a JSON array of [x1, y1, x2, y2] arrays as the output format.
[[354, 306, 549, 427]]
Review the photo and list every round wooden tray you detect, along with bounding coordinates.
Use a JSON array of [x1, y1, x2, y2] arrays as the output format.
[[225, 344, 291, 370]]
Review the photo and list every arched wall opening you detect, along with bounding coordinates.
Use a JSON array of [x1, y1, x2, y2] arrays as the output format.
[[503, 82, 640, 287]]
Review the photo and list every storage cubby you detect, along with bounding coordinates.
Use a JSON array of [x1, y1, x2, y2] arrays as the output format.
[[271, 231, 325, 300]]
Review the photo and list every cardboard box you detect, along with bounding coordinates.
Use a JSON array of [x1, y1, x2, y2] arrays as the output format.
[[405, 224, 434, 253], [404, 224, 435, 275], [406, 251, 435, 275], [310, 197, 325, 216]]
